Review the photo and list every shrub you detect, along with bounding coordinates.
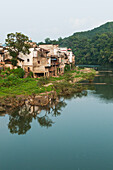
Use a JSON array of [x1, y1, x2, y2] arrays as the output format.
[[37, 77, 50, 86], [64, 65, 71, 72], [10, 68, 25, 78], [27, 71, 33, 78], [82, 72, 95, 81], [64, 73, 74, 82]]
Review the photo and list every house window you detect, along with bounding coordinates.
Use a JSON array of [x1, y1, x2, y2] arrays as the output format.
[[28, 67, 30, 72], [27, 59, 30, 62], [38, 61, 40, 64]]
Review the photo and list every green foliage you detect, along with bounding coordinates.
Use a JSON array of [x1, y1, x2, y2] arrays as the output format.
[[48, 22, 113, 65], [45, 38, 51, 44], [0, 68, 25, 78], [0, 77, 53, 97], [37, 77, 50, 86], [0, 75, 19, 87], [10, 68, 25, 78], [38, 22, 113, 65], [64, 73, 74, 82], [0, 68, 95, 97], [59, 31, 113, 65], [11, 58, 18, 66], [82, 72, 95, 81], [64, 65, 71, 72], [5, 32, 30, 66], [53, 81, 86, 96], [27, 71, 33, 78], [38, 37, 59, 45]]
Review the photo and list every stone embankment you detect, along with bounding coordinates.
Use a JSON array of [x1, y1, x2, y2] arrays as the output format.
[[0, 91, 57, 114]]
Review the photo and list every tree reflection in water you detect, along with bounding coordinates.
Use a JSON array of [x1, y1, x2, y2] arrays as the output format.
[[8, 106, 33, 135], [8, 97, 67, 135], [37, 115, 53, 128], [50, 99, 67, 117], [8, 91, 87, 135]]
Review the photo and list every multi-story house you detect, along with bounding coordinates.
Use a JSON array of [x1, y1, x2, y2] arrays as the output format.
[[39, 44, 71, 76], [19, 47, 51, 77], [57, 50, 67, 75], [1, 41, 75, 77], [59, 47, 75, 67], [32, 48, 51, 78], [39, 45, 60, 76]]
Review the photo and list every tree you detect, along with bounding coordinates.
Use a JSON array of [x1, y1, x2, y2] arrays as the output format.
[[58, 37, 62, 42], [45, 38, 51, 44], [5, 32, 30, 66]]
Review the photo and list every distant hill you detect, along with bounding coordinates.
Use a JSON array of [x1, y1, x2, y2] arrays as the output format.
[[71, 22, 113, 39], [38, 22, 113, 65], [59, 22, 113, 46], [58, 22, 113, 65]]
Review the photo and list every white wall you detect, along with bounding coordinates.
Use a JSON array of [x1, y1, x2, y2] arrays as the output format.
[[47, 57, 51, 66], [19, 48, 34, 66], [54, 48, 58, 55], [68, 51, 72, 63]]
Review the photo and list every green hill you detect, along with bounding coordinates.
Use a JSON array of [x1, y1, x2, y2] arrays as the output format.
[[58, 22, 113, 65], [38, 22, 113, 65], [72, 22, 113, 39]]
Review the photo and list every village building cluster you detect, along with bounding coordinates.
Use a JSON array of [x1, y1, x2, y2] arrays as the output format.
[[0, 42, 75, 77]]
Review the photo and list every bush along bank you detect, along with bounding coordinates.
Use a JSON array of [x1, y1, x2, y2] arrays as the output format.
[[0, 67, 96, 113]]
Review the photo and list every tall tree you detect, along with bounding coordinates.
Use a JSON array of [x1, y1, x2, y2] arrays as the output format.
[[5, 32, 30, 66], [45, 38, 51, 44]]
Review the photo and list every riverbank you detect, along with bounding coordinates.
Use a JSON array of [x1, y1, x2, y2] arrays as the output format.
[[0, 67, 96, 97], [1, 65, 113, 170], [0, 67, 96, 112]]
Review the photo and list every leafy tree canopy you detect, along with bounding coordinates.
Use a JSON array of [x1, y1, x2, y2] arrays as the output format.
[[5, 32, 30, 66]]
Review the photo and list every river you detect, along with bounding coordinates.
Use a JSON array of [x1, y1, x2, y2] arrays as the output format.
[[0, 66, 113, 170]]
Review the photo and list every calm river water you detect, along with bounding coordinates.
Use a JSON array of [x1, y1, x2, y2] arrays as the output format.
[[0, 66, 113, 170]]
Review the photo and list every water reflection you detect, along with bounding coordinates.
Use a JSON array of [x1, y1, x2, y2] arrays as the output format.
[[7, 92, 87, 135], [2, 67, 113, 135], [80, 67, 113, 102], [8, 97, 67, 135], [8, 109, 33, 135], [93, 69, 113, 102]]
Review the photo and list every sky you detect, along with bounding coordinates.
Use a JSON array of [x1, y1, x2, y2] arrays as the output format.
[[0, 0, 113, 43]]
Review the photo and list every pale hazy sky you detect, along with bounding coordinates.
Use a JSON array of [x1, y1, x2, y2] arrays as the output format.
[[0, 0, 113, 43]]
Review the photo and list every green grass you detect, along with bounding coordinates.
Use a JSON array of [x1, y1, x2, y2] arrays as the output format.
[[0, 78, 53, 97], [0, 68, 96, 97]]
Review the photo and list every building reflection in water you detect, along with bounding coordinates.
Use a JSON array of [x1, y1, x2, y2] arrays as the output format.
[[7, 91, 88, 135]]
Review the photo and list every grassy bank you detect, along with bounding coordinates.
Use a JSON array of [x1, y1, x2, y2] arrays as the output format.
[[0, 67, 96, 98]]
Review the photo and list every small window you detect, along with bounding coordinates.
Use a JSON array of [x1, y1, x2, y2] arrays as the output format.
[[38, 61, 40, 64], [27, 59, 30, 62], [28, 67, 30, 72]]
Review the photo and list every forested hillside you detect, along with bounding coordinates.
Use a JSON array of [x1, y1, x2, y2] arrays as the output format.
[[39, 22, 113, 65], [59, 22, 113, 65], [68, 22, 113, 39]]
